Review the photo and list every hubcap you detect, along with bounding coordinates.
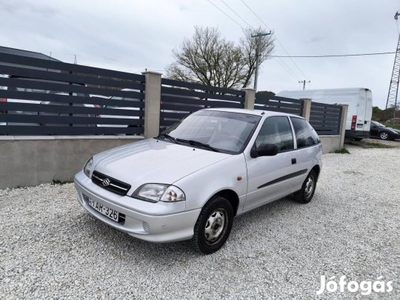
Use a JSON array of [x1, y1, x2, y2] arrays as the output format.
[[204, 209, 226, 245], [304, 176, 315, 199], [380, 132, 388, 140]]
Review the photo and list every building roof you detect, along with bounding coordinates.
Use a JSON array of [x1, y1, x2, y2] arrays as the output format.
[[0, 46, 61, 62]]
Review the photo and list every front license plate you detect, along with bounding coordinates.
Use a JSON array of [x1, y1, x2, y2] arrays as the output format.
[[87, 197, 119, 222]]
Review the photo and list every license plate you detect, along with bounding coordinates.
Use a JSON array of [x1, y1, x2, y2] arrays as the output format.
[[86, 196, 119, 222]]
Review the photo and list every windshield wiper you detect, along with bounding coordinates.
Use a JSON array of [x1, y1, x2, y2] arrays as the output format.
[[157, 133, 177, 143], [176, 139, 219, 152]]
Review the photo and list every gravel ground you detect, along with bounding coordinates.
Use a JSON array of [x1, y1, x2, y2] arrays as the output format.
[[1, 144, 399, 299]]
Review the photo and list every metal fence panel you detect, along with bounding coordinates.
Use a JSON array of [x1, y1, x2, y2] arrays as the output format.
[[309, 103, 342, 135], [255, 92, 342, 135], [159, 78, 245, 131], [0, 53, 145, 135], [255, 93, 304, 116]]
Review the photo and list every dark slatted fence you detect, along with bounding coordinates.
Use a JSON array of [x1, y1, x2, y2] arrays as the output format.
[[0, 53, 145, 135], [160, 79, 245, 130], [255, 93, 304, 116], [309, 102, 342, 135], [1, 50, 344, 137]]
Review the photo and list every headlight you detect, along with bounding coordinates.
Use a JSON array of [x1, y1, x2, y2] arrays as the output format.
[[133, 184, 186, 203], [83, 157, 94, 177]]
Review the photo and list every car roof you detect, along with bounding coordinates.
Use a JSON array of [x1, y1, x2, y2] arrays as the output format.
[[203, 107, 303, 118]]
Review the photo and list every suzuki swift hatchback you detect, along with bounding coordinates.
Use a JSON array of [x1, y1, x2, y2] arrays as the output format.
[[75, 108, 322, 254]]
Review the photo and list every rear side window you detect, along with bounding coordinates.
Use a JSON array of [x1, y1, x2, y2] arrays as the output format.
[[290, 117, 320, 149], [255, 116, 294, 152]]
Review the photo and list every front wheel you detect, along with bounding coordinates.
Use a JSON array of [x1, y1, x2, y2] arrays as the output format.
[[192, 196, 233, 254], [379, 132, 389, 140], [293, 170, 317, 204]]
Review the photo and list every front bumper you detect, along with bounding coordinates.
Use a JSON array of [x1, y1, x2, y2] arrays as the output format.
[[74, 171, 201, 243]]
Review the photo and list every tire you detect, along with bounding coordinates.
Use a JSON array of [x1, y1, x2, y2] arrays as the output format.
[[379, 132, 389, 140], [293, 170, 317, 204], [192, 196, 234, 254]]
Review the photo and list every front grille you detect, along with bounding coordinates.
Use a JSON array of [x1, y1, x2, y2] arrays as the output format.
[[92, 171, 131, 196]]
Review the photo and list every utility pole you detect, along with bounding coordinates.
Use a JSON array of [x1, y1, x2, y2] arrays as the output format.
[[385, 11, 400, 125], [251, 31, 271, 90], [299, 79, 311, 90]]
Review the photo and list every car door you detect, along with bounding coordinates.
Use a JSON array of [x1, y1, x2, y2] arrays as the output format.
[[244, 116, 301, 211], [289, 117, 321, 190], [370, 122, 379, 137]]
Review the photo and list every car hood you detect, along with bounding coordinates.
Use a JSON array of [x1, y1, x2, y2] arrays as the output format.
[[93, 138, 231, 189], [387, 127, 400, 134]]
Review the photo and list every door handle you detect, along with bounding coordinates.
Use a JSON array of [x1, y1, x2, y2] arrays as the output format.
[[291, 158, 297, 164]]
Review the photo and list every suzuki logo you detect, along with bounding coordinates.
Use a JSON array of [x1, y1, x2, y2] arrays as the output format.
[[102, 178, 111, 187]]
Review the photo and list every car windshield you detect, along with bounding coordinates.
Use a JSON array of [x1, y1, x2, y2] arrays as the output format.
[[159, 110, 261, 154]]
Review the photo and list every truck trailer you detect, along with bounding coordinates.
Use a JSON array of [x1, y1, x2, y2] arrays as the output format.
[[277, 88, 373, 140]]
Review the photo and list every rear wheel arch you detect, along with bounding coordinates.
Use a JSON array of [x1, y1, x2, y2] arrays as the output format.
[[293, 169, 318, 204], [311, 165, 321, 181]]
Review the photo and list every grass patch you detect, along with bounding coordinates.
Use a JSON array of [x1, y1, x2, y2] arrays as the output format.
[[386, 123, 400, 130], [335, 148, 350, 154], [345, 140, 395, 149]]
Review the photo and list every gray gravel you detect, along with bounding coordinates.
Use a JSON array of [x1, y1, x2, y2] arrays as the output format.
[[1, 144, 399, 299]]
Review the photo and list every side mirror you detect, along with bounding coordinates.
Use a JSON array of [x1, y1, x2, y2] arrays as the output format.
[[251, 143, 279, 158]]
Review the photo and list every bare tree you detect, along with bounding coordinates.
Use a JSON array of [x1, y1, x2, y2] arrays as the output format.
[[166, 26, 274, 89]]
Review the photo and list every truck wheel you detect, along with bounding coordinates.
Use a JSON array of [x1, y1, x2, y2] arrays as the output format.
[[293, 170, 317, 204], [379, 132, 389, 140], [192, 196, 233, 254]]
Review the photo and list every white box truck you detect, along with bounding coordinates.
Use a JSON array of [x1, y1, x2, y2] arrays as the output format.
[[277, 88, 373, 140]]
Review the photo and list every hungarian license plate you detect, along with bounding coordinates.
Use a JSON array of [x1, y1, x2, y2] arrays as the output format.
[[87, 196, 119, 222]]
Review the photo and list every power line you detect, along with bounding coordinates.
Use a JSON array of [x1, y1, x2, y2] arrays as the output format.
[[206, 0, 244, 29], [219, 0, 253, 28], [240, 0, 310, 81], [272, 51, 396, 58], [206, 0, 300, 82], [206, 0, 303, 83], [240, 0, 270, 30], [237, 0, 302, 81], [275, 59, 301, 80]]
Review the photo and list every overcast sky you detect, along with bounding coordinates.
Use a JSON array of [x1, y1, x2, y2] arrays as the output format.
[[1, 0, 399, 108]]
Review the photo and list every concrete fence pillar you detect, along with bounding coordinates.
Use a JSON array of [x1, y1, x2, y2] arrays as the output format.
[[242, 88, 256, 110], [142, 71, 162, 138], [339, 104, 349, 149], [301, 98, 312, 121]]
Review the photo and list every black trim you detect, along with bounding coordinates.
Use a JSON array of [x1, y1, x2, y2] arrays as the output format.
[[345, 130, 370, 139], [257, 169, 308, 189], [92, 171, 131, 196]]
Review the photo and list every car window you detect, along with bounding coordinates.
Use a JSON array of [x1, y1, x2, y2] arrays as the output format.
[[290, 117, 320, 149], [255, 116, 294, 152], [163, 110, 261, 154]]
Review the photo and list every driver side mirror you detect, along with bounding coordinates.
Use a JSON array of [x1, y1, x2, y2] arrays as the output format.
[[251, 143, 279, 158]]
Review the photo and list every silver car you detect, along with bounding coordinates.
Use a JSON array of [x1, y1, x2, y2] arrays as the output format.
[[74, 108, 322, 254]]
